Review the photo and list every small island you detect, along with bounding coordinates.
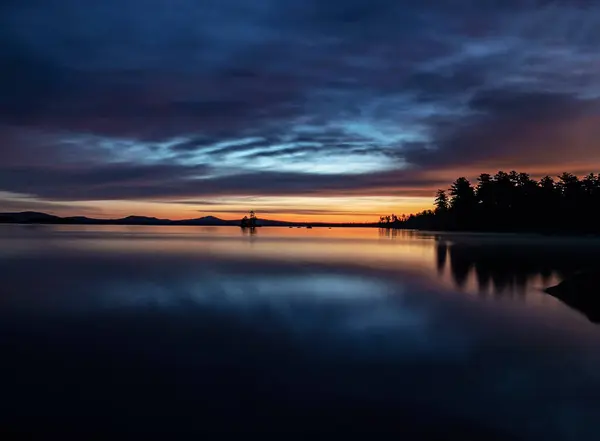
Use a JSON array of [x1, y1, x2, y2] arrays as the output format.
[[240, 210, 258, 229]]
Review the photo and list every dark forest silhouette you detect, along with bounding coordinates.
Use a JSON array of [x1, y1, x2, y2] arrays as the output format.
[[380, 171, 600, 234]]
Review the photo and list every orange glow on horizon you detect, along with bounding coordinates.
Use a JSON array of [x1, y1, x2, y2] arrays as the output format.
[[6, 195, 434, 223], [5, 159, 600, 222], [84, 196, 434, 223]]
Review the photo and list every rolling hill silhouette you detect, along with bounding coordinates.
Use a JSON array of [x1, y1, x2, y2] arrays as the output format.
[[0, 211, 373, 227]]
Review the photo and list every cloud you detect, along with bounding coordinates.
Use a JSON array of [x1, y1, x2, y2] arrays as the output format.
[[0, 161, 444, 200], [0, 163, 210, 200], [196, 208, 382, 217], [1, 0, 600, 212], [0, 191, 102, 216], [406, 90, 600, 170]]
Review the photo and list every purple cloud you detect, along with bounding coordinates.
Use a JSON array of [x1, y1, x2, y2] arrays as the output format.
[[1, 0, 600, 210]]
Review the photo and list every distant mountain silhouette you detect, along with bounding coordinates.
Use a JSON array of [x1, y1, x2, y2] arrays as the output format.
[[0, 211, 376, 228], [0, 211, 62, 223], [116, 216, 170, 225], [63, 216, 98, 223], [0, 212, 236, 226], [180, 216, 235, 226]]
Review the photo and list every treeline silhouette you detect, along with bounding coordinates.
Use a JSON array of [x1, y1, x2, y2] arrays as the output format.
[[381, 171, 600, 233]]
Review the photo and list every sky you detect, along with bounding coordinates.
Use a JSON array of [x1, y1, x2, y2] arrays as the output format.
[[1, 0, 600, 222]]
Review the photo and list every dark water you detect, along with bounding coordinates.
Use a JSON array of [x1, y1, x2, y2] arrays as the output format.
[[1, 225, 600, 439]]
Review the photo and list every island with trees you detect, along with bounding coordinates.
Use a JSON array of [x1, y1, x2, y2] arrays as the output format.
[[240, 210, 258, 229]]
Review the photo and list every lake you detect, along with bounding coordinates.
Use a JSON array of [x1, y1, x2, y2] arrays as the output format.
[[1, 225, 600, 439]]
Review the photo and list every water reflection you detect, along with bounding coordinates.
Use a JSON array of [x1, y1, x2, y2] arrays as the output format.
[[436, 242, 448, 274], [378, 228, 430, 241], [2, 225, 600, 438], [379, 227, 398, 239], [241, 226, 257, 236], [438, 236, 600, 307]]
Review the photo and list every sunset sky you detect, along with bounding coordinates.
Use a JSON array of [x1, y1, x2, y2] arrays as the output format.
[[2, 0, 600, 222]]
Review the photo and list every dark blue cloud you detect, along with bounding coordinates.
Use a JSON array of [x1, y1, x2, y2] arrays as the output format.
[[1, 0, 599, 204], [0, 162, 445, 200]]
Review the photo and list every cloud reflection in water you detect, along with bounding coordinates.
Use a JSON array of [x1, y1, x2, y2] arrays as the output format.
[[2, 226, 600, 439]]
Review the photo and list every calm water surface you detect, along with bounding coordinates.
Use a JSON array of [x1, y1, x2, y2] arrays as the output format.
[[1, 225, 600, 438]]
